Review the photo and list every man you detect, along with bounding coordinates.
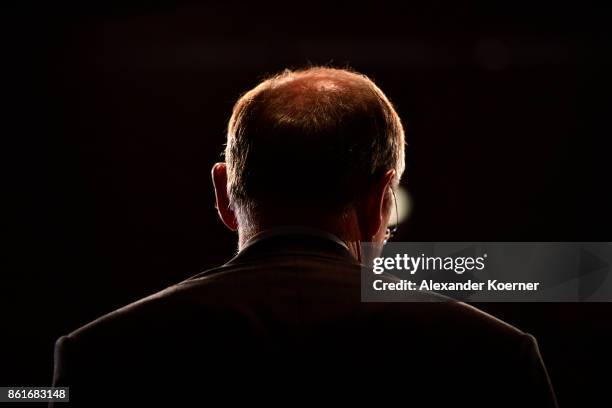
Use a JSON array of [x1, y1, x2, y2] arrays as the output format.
[[52, 67, 557, 407]]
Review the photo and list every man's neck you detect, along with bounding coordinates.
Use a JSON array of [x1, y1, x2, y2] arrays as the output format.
[[237, 215, 363, 260]]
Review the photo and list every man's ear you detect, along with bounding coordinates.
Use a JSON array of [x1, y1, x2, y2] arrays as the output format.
[[359, 169, 396, 241], [211, 162, 238, 231]]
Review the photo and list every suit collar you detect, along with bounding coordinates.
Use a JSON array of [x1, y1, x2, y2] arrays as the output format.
[[241, 226, 349, 252], [225, 227, 358, 266]]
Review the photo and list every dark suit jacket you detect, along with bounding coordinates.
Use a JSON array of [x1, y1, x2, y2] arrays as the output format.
[[51, 233, 557, 407]]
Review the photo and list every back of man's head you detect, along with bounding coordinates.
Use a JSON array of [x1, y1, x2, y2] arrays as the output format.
[[224, 66, 405, 235]]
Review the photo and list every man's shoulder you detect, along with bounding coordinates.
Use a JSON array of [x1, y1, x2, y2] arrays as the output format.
[[365, 292, 528, 343], [63, 269, 222, 339], [60, 263, 269, 344]]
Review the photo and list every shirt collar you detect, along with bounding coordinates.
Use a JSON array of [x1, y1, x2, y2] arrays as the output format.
[[241, 226, 349, 253]]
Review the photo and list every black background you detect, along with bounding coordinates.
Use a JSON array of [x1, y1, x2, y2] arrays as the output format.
[[2, 1, 610, 406]]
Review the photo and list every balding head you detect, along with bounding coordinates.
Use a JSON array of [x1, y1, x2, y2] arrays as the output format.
[[215, 67, 405, 247]]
